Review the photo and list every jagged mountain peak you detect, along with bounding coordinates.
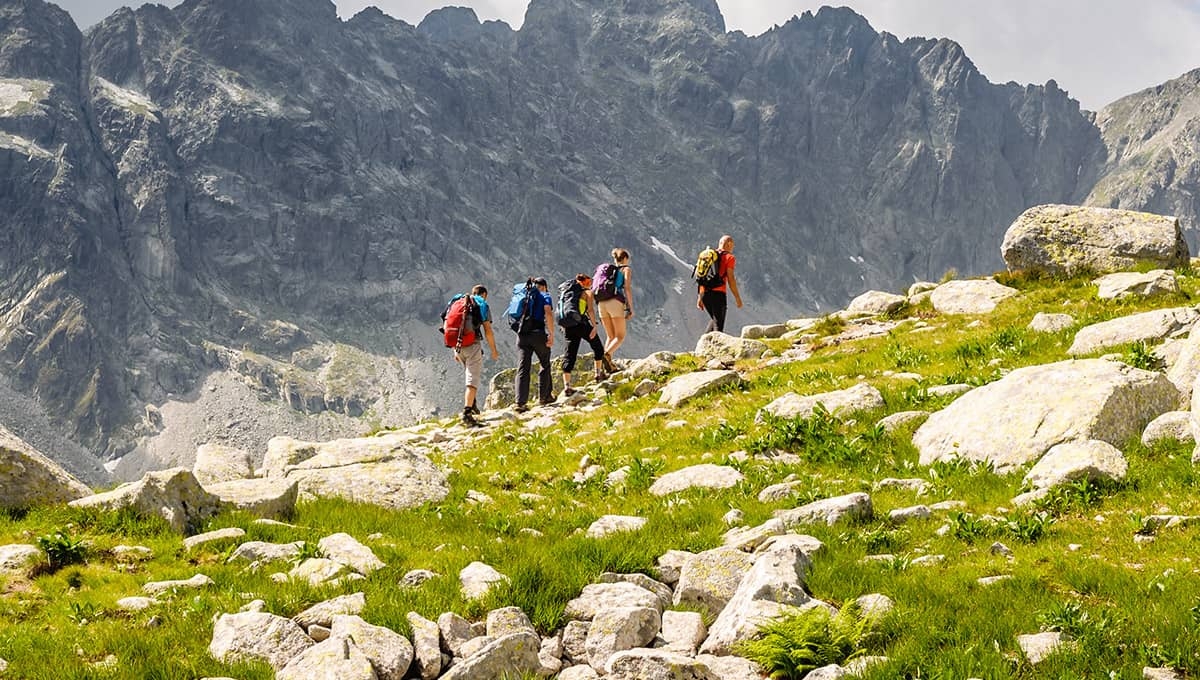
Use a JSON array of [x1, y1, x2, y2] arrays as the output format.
[[0, 0, 81, 80]]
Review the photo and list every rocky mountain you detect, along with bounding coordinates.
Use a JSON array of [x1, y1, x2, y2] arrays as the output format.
[[0, 0, 1191, 478]]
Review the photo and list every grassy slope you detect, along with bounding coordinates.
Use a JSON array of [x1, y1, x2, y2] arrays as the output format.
[[3, 270, 1200, 678]]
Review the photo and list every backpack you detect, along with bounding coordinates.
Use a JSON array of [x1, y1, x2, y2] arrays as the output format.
[[693, 247, 724, 288], [506, 280, 545, 334], [592, 262, 621, 301], [557, 279, 586, 328], [441, 294, 480, 348]]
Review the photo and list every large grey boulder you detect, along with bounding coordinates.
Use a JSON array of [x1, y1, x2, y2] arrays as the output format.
[[0, 544, 42, 576], [318, 533, 384, 575], [329, 615, 412, 680], [1001, 204, 1189, 276], [228, 540, 304, 564], [1029, 312, 1075, 334], [438, 631, 542, 680], [913, 359, 1179, 471], [405, 612, 441, 680], [1142, 411, 1196, 447], [1023, 440, 1128, 491], [626, 352, 676, 379], [460, 561, 508, 600], [70, 468, 219, 533], [204, 478, 298, 519], [845, 290, 906, 316], [605, 649, 719, 679], [672, 547, 754, 615], [757, 383, 884, 422], [209, 612, 313, 671], [1067, 307, 1199, 356], [1094, 270, 1178, 300], [585, 607, 661, 672], [1168, 328, 1200, 401], [929, 279, 1018, 315], [700, 540, 813, 654], [293, 592, 367, 629], [276, 636, 377, 680], [0, 425, 91, 508], [648, 464, 743, 496], [265, 434, 449, 510], [192, 443, 253, 486], [566, 582, 664, 620], [694, 333, 768, 362], [740, 323, 789, 339], [658, 370, 743, 408]]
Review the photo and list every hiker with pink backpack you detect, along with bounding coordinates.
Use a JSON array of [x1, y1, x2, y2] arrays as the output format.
[[591, 248, 633, 371]]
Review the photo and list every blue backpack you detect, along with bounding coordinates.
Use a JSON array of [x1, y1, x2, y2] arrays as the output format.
[[506, 280, 544, 334]]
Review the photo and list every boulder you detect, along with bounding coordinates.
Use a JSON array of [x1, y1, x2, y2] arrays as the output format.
[[626, 351, 676, 379], [183, 527, 245, 552], [204, 478, 298, 519], [658, 370, 743, 408], [0, 425, 91, 508], [605, 648, 719, 679], [330, 614, 413, 680], [586, 515, 647, 538], [845, 290, 906, 316], [406, 612, 441, 680], [756, 383, 884, 422], [293, 592, 367, 629], [696, 655, 766, 680], [289, 558, 352, 586], [694, 332, 768, 362], [318, 533, 385, 575], [1168, 329, 1200, 402], [1094, 270, 1178, 300], [648, 464, 743, 496], [460, 561, 508, 600], [1029, 312, 1075, 333], [774, 493, 874, 528], [438, 631, 542, 680], [740, 324, 789, 339], [192, 443, 253, 486], [276, 636, 377, 680], [486, 606, 537, 638], [209, 612, 313, 671], [1067, 306, 1199, 356], [1141, 411, 1196, 447], [585, 606, 661, 672], [700, 540, 812, 654], [264, 434, 448, 510], [597, 573, 673, 610], [566, 582, 664, 621], [659, 610, 707, 654], [1017, 631, 1072, 665], [227, 540, 303, 564], [672, 547, 754, 615], [1023, 440, 1128, 491], [877, 410, 930, 433], [143, 573, 214, 596], [0, 544, 42, 576], [438, 611, 477, 657], [929, 279, 1018, 315], [70, 468, 219, 533], [1001, 204, 1189, 276], [915, 359, 1178, 470]]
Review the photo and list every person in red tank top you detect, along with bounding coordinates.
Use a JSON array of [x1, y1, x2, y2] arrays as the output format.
[[697, 235, 743, 333]]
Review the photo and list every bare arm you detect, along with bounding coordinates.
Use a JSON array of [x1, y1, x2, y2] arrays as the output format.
[[727, 270, 742, 308], [544, 304, 555, 346], [482, 321, 499, 360], [624, 269, 634, 319]]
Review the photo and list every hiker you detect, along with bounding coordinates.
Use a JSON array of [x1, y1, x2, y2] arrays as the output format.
[[557, 273, 607, 395], [441, 284, 499, 427], [593, 247, 633, 370], [696, 234, 742, 333], [510, 277, 556, 412]]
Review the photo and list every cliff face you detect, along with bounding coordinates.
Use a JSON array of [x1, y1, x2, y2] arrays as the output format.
[[0, 0, 1171, 474]]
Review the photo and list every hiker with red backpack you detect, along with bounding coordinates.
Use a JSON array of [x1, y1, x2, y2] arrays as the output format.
[[695, 235, 743, 333], [557, 273, 608, 395], [440, 284, 499, 427], [593, 248, 633, 370]]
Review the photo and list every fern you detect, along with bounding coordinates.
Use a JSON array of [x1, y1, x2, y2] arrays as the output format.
[[735, 604, 871, 679]]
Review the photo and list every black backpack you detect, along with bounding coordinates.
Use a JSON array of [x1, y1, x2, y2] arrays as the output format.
[[557, 279, 585, 328]]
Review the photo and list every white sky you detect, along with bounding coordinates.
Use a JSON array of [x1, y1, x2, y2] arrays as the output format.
[[56, 0, 1200, 110]]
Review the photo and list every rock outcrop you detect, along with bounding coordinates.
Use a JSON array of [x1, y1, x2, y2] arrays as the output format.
[[0, 425, 90, 508], [1001, 205, 1189, 275]]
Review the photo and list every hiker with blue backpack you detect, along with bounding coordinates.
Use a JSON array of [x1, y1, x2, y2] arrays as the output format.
[[440, 284, 499, 427], [593, 248, 633, 370], [557, 273, 608, 396], [507, 277, 556, 412]]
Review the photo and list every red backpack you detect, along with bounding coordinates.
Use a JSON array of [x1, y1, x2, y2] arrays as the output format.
[[441, 295, 479, 348]]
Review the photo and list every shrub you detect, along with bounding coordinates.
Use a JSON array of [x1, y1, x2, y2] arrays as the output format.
[[735, 604, 871, 679], [36, 530, 88, 571], [1123, 340, 1163, 371]]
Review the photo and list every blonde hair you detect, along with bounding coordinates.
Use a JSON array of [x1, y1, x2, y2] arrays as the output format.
[[611, 248, 630, 263]]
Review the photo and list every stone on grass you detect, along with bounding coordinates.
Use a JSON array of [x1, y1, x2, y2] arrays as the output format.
[[877, 410, 930, 433], [205, 478, 298, 519], [672, 547, 754, 615], [318, 533, 384, 575], [70, 468, 219, 533], [1023, 440, 1127, 491], [289, 558, 351, 586], [587, 515, 647, 538], [400, 569, 438, 588], [700, 539, 812, 655], [648, 464, 743, 496], [143, 573, 213, 596], [740, 323, 789, 339], [757, 383, 884, 422], [929, 279, 1018, 315], [276, 636, 376, 680], [1001, 204, 1189, 276], [1029, 312, 1075, 333], [330, 614, 413, 680], [1094, 270, 1178, 300], [626, 352, 676, 379], [438, 632, 542, 680], [209, 612, 313, 671], [406, 612, 441, 680], [913, 359, 1178, 471], [460, 561, 508, 600], [605, 649, 718, 679], [183, 527, 245, 552], [0, 544, 42, 575], [694, 332, 768, 362], [192, 443, 253, 486], [846, 290, 906, 316], [889, 505, 931, 523], [116, 596, 158, 611], [1017, 631, 1072, 664], [487, 606, 537, 638], [658, 370, 743, 408], [585, 607, 661, 672], [722, 518, 785, 551], [566, 582, 664, 620], [0, 425, 91, 508], [227, 540, 303, 564], [774, 493, 874, 528], [293, 592, 366, 629], [1068, 307, 1198, 356], [1141, 411, 1195, 447]]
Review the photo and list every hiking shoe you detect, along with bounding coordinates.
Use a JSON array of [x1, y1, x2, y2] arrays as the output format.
[[513, 403, 529, 413], [461, 411, 482, 428], [539, 394, 558, 406], [594, 370, 608, 381], [563, 387, 577, 397], [466, 404, 481, 416]]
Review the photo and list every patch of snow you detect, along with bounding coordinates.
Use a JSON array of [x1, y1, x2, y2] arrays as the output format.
[[849, 255, 865, 264], [650, 236, 692, 269]]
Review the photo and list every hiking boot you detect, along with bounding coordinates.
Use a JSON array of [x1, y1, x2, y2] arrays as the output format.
[[563, 387, 577, 397], [461, 409, 482, 427], [539, 394, 558, 407], [594, 369, 608, 381], [602, 353, 617, 373], [466, 404, 481, 416], [513, 403, 529, 413]]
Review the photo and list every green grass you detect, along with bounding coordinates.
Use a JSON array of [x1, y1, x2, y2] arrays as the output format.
[[5, 268, 1200, 677]]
